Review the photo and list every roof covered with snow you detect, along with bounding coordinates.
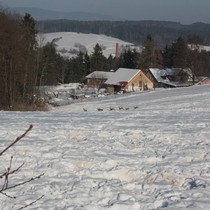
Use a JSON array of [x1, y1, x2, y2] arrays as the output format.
[[86, 71, 114, 79], [105, 68, 141, 85], [149, 68, 176, 82], [149, 68, 191, 87]]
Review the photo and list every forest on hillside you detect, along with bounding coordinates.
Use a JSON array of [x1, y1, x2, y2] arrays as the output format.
[[36, 20, 210, 47]]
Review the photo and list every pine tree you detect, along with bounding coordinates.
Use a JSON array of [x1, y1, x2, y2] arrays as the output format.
[[20, 13, 38, 100], [107, 54, 116, 70], [172, 37, 189, 68], [90, 43, 107, 72], [84, 52, 91, 75], [162, 45, 173, 68], [120, 49, 139, 69], [139, 34, 163, 69]]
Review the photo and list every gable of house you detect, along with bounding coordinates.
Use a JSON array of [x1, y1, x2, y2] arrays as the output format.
[[126, 70, 154, 91]]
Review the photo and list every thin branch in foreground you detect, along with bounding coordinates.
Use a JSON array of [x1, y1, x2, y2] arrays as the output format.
[[18, 195, 44, 210], [4, 173, 45, 191], [0, 125, 33, 156], [0, 191, 16, 199], [0, 162, 25, 189], [1, 156, 14, 191], [0, 124, 44, 209]]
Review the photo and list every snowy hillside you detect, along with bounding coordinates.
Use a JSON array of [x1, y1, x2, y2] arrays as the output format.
[[199, 45, 210, 52], [188, 44, 210, 52], [1, 85, 210, 209], [39, 32, 138, 58]]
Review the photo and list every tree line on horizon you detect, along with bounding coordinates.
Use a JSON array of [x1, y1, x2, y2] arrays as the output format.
[[36, 19, 210, 47], [0, 9, 210, 110]]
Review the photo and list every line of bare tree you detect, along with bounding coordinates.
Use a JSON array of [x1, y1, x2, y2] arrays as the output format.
[[0, 8, 43, 110]]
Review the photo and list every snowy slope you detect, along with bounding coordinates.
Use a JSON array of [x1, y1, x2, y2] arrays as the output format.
[[189, 44, 210, 52], [40, 32, 136, 58], [1, 85, 210, 209]]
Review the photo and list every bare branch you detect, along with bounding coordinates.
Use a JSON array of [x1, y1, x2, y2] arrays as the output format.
[[1, 163, 25, 191], [0, 191, 16, 199], [0, 124, 44, 209], [0, 125, 33, 156], [4, 173, 44, 191], [7, 163, 25, 176], [18, 195, 44, 210]]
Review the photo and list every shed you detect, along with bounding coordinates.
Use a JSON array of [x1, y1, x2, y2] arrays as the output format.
[[85, 71, 114, 88]]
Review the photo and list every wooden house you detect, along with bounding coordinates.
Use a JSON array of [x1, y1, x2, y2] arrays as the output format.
[[105, 68, 154, 94]]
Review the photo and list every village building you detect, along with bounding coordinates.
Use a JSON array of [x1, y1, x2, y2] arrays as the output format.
[[85, 68, 154, 94], [85, 71, 115, 88], [105, 68, 154, 94], [144, 68, 197, 88]]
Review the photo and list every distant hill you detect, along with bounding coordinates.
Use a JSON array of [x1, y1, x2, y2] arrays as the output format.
[[36, 19, 210, 47], [10, 7, 210, 47], [11, 7, 117, 21], [41, 32, 138, 58]]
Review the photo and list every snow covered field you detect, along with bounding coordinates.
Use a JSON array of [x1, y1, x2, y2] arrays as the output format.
[[40, 32, 136, 58], [0, 85, 210, 209]]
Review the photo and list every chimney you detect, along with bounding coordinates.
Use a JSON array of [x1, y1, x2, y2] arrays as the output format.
[[115, 43, 119, 59]]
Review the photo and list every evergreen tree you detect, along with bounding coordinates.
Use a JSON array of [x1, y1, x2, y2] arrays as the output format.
[[83, 52, 91, 75], [107, 54, 117, 71], [162, 45, 173, 68], [171, 37, 189, 68], [20, 13, 38, 99], [74, 51, 87, 82], [120, 49, 139, 69], [21, 13, 37, 46], [90, 43, 107, 72], [64, 52, 87, 83], [139, 34, 163, 69]]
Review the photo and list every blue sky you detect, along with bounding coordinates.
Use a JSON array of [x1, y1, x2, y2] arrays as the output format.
[[1, 0, 210, 24]]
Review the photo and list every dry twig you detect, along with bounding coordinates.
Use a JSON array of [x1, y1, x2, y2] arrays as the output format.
[[18, 195, 44, 210], [0, 125, 44, 209], [0, 125, 33, 156]]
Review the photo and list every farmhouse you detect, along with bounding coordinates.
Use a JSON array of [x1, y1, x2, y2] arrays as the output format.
[[145, 68, 197, 88], [105, 68, 153, 94]]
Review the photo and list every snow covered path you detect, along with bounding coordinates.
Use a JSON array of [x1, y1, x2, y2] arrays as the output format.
[[0, 85, 210, 209]]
